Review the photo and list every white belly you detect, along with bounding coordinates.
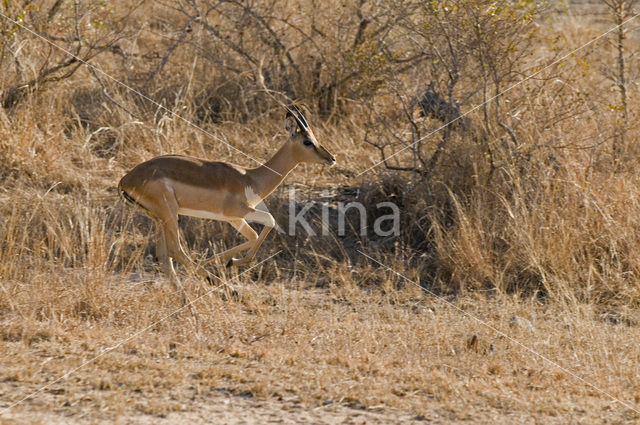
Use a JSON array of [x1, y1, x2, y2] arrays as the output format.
[[178, 208, 229, 221]]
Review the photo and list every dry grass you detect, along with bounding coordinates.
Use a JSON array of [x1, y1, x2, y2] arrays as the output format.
[[1, 1, 640, 423], [2, 280, 640, 423]]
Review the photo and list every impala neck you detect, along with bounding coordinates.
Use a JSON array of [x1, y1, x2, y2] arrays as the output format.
[[248, 142, 300, 200]]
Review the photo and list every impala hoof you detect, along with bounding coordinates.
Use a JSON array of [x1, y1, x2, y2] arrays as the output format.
[[218, 288, 240, 302], [229, 289, 240, 301], [205, 274, 214, 285], [226, 258, 236, 268]]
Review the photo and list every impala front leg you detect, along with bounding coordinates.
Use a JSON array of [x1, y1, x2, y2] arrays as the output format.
[[228, 210, 275, 267], [203, 219, 258, 267]]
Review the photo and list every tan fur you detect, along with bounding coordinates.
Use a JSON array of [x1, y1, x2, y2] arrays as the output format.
[[119, 112, 336, 287]]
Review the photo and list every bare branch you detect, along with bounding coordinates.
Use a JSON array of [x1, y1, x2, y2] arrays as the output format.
[[89, 66, 141, 120]]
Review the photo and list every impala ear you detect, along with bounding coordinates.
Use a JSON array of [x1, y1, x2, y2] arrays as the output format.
[[285, 111, 297, 136]]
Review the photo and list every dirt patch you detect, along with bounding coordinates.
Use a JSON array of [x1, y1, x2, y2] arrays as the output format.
[[2, 395, 425, 425], [1, 282, 639, 424], [0, 389, 578, 425]]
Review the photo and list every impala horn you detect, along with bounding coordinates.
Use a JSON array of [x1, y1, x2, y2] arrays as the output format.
[[286, 105, 309, 131]]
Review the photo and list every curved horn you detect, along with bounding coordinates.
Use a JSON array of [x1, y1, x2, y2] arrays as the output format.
[[286, 105, 308, 131], [291, 105, 309, 129]]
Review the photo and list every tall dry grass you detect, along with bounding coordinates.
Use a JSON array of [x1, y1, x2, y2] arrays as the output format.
[[0, 0, 638, 330]]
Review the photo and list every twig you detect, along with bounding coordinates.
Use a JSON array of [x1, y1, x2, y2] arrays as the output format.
[[89, 66, 141, 120], [498, 121, 519, 147]]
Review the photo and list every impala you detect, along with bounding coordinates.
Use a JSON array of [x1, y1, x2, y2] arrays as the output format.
[[118, 106, 336, 285]]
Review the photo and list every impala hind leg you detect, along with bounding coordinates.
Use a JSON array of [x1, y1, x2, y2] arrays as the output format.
[[155, 225, 179, 287], [154, 197, 210, 283], [161, 215, 209, 281], [156, 223, 190, 304], [155, 220, 207, 315]]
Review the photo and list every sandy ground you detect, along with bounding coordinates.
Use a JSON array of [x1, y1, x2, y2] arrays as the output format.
[[1, 280, 638, 425], [0, 390, 582, 425], [1, 391, 430, 425], [1, 378, 616, 425]]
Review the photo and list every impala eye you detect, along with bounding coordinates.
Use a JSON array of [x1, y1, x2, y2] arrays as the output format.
[[303, 139, 313, 147]]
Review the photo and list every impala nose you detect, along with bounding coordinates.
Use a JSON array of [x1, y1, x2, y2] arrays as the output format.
[[317, 144, 336, 166]]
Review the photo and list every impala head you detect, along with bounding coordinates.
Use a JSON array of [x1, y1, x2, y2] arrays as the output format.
[[285, 106, 336, 167]]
